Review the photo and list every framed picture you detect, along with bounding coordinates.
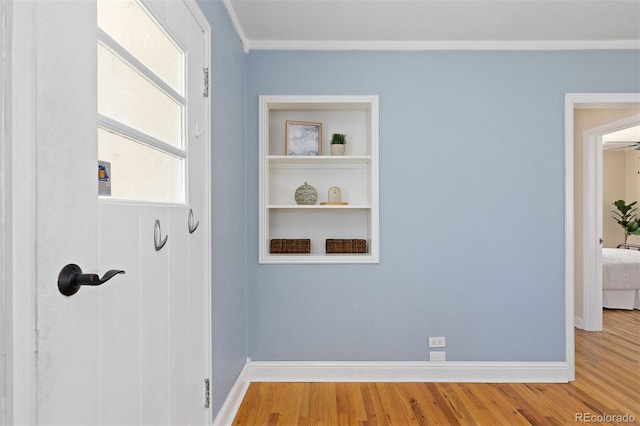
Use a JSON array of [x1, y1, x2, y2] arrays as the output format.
[[286, 120, 322, 156]]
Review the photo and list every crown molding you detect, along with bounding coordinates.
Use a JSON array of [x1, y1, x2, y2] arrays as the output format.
[[221, 0, 639, 53], [222, 0, 249, 53], [244, 39, 640, 52]]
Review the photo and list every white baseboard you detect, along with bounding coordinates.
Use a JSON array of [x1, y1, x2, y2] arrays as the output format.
[[575, 315, 585, 330], [249, 360, 570, 383], [213, 359, 570, 424], [212, 359, 252, 426]]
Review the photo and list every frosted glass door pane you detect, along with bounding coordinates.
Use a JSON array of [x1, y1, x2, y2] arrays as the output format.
[[98, 129, 184, 203], [97, 0, 183, 94], [98, 45, 182, 148]]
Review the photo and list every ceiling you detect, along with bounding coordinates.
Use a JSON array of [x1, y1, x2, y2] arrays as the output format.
[[603, 124, 640, 150], [223, 0, 640, 51]]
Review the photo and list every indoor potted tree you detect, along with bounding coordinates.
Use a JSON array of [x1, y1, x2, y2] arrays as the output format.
[[330, 133, 346, 155], [612, 199, 640, 244]]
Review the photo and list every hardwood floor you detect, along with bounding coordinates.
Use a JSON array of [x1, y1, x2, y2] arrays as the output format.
[[233, 309, 639, 425]]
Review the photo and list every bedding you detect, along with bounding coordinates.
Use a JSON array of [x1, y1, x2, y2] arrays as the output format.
[[602, 248, 640, 310]]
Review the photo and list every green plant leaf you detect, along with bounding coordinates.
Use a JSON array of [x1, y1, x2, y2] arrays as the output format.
[[613, 199, 637, 215], [331, 133, 346, 144], [612, 200, 640, 240], [627, 219, 640, 235]]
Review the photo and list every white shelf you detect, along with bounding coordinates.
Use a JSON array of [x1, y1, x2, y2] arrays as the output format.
[[268, 205, 372, 209], [259, 95, 379, 264], [264, 253, 379, 265], [268, 155, 371, 162]]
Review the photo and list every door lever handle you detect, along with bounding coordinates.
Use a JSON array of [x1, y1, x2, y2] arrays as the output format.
[[58, 263, 125, 297]]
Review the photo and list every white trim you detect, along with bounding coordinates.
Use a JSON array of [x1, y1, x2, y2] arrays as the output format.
[[564, 93, 640, 383], [564, 94, 577, 382], [181, 1, 213, 424], [0, 1, 9, 424], [7, 0, 37, 423], [567, 93, 640, 106], [212, 359, 252, 426], [98, 114, 187, 160], [219, 0, 640, 53], [249, 361, 570, 383], [97, 29, 185, 106], [574, 316, 584, 330], [222, 0, 249, 53], [244, 39, 640, 52]]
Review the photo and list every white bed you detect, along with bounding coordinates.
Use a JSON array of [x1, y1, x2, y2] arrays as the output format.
[[602, 248, 640, 310]]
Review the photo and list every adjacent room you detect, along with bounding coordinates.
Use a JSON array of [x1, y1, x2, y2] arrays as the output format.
[[602, 122, 640, 310]]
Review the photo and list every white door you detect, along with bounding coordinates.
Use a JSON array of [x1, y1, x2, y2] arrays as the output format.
[[581, 131, 604, 331], [28, 0, 211, 424]]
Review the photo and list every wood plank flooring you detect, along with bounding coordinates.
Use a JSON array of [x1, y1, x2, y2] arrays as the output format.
[[233, 309, 639, 425]]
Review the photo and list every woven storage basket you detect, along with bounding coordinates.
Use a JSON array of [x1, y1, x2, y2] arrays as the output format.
[[325, 239, 367, 254], [270, 239, 311, 254]]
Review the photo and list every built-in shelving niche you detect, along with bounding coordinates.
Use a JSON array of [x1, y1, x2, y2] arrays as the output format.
[[259, 95, 379, 264]]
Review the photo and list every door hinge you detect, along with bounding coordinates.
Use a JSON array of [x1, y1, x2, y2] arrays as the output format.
[[203, 68, 209, 98], [204, 378, 210, 409]]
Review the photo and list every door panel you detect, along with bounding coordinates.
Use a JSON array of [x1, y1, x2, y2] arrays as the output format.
[[140, 207, 171, 424], [34, 1, 99, 424], [98, 204, 141, 425], [98, 203, 202, 425], [168, 207, 191, 424], [187, 223, 207, 423]]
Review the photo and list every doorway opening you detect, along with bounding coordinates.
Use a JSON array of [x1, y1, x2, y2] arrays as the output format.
[[565, 93, 640, 381], [580, 113, 640, 331]]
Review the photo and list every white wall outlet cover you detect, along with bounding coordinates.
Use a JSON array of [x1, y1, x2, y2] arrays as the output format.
[[429, 336, 446, 348], [430, 351, 446, 362]]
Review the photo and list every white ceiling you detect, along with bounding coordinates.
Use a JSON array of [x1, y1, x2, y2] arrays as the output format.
[[603, 124, 640, 150], [224, 0, 640, 51]]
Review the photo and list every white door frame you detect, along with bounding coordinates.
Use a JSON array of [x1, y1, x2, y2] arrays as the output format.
[[0, 1, 10, 424], [4, 1, 211, 423], [4, 1, 38, 424], [564, 93, 640, 382], [582, 114, 640, 331]]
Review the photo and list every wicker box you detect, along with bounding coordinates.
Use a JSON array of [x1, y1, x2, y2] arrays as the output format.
[[325, 239, 367, 254], [270, 239, 310, 254]]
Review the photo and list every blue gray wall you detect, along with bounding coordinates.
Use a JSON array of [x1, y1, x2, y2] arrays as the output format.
[[196, 0, 247, 417], [194, 1, 640, 414], [245, 50, 640, 362]]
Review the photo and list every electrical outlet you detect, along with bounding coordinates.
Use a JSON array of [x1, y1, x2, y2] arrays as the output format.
[[429, 336, 446, 348], [430, 351, 446, 362]]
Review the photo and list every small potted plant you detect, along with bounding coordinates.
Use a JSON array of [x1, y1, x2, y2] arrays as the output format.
[[330, 133, 347, 155]]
